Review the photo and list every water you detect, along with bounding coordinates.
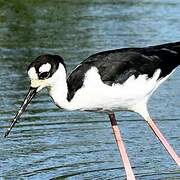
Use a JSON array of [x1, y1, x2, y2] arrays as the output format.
[[0, 0, 180, 179]]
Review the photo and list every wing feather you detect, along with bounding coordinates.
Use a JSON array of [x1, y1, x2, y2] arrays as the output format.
[[67, 42, 180, 101]]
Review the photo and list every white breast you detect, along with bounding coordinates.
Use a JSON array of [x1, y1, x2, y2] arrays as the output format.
[[68, 67, 168, 112]]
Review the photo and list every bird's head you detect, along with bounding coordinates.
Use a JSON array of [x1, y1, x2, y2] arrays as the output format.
[[4, 54, 66, 137], [28, 54, 66, 91]]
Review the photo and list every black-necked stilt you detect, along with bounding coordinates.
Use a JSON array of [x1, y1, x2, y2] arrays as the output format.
[[5, 42, 180, 180]]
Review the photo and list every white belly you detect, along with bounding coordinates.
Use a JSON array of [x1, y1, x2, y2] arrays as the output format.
[[69, 67, 169, 112]]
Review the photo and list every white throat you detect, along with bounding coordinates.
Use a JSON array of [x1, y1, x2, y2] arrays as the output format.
[[48, 64, 70, 110]]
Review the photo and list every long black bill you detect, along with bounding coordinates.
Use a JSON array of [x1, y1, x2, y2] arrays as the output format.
[[4, 87, 38, 137]]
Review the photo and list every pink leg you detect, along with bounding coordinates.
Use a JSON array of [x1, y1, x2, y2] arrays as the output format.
[[147, 118, 180, 167], [109, 113, 136, 180]]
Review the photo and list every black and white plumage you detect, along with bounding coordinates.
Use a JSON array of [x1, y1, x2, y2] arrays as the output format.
[[67, 42, 180, 101], [23, 41, 180, 117], [5, 41, 180, 179]]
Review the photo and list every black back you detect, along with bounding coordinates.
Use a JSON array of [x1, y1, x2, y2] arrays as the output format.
[[67, 42, 180, 101]]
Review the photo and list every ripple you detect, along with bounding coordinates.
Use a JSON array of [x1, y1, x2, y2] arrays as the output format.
[[1, 0, 180, 179]]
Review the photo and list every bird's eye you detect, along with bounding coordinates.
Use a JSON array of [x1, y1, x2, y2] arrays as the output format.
[[39, 72, 50, 79]]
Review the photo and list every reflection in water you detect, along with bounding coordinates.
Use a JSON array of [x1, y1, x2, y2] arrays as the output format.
[[0, 0, 180, 179]]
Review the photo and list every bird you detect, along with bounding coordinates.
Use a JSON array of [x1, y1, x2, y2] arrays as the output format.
[[4, 41, 180, 180]]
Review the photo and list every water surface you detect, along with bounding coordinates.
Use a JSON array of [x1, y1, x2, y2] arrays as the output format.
[[0, 0, 180, 179]]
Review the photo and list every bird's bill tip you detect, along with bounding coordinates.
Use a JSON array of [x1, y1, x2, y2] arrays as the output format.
[[4, 87, 38, 138], [4, 128, 11, 138]]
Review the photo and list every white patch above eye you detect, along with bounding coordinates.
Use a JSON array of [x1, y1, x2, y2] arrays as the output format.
[[28, 67, 38, 79], [39, 63, 51, 73]]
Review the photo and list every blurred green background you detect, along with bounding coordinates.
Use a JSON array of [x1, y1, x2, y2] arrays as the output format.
[[0, 0, 180, 179]]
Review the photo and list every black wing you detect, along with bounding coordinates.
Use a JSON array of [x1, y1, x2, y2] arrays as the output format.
[[67, 42, 180, 101]]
